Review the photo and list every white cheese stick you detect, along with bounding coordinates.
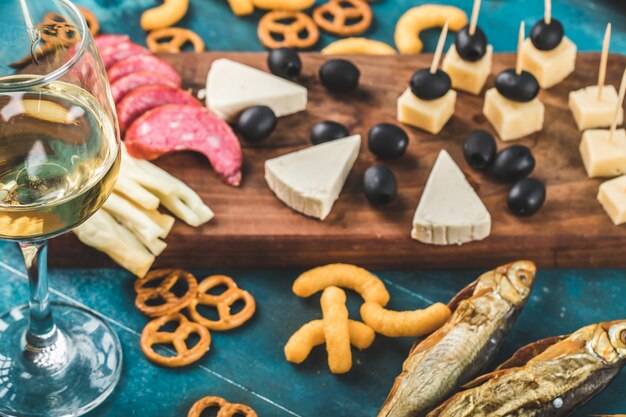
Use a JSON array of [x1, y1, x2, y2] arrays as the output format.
[[103, 193, 167, 243], [74, 210, 155, 277], [113, 176, 160, 211], [133, 159, 214, 227]]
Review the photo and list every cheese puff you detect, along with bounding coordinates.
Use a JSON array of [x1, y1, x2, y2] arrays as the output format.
[[284, 319, 375, 364], [293, 264, 390, 306], [360, 302, 451, 337]]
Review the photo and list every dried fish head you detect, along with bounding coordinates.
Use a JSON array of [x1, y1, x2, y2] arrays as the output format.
[[474, 260, 536, 307]]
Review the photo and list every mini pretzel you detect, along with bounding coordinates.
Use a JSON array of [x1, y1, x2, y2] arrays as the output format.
[[322, 37, 396, 55], [313, 0, 372, 37], [285, 319, 375, 364], [395, 5, 467, 54], [188, 396, 257, 417], [135, 269, 198, 317], [187, 275, 255, 331], [141, 313, 211, 367], [141, 0, 190, 31], [10, 13, 81, 68], [78, 6, 99, 36], [292, 263, 390, 306], [360, 302, 451, 337], [147, 28, 205, 53], [258, 11, 319, 49]]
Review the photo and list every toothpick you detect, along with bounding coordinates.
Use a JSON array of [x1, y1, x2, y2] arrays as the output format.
[[515, 21, 525, 75], [609, 68, 626, 142], [430, 21, 449, 74], [597, 23, 611, 101], [469, 0, 481, 36], [544, 0, 551, 24], [19, 0, 36, 41]]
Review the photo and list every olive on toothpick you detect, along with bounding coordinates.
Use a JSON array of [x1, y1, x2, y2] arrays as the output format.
[[455, 0, 487, 61], [455, 26, 488, 62], [495, 69, 540, 102], [530, 19, 564, 51], [530, 0, 564, 51], [410, 21, 451, 100], [495, 21, 540, 102]]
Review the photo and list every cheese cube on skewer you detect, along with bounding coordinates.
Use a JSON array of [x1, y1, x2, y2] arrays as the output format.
[[598, 175, 626, 225], [442, 44, 493, 95], [521, 37, 577, 89], [579, 129, 626, 178], [483, 88, 544, 141], [397, 88, 456, 134], [569, 85, 624, 131]]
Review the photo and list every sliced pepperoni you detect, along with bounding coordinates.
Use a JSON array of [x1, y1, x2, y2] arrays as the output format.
[[125, 105, 242, 186], [107, 55, 181, 85], [110, 71, 181, 103], [101, 42, 150, 70], [117, 86, 200, 133], [94, 34, 130, 52]]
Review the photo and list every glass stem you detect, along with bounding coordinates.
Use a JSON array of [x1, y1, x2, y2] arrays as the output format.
[[19, 241, 57, 347]]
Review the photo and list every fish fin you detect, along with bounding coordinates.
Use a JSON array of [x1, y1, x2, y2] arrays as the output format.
[[447, 280, 478, 312], [496, 335, 570, 370]]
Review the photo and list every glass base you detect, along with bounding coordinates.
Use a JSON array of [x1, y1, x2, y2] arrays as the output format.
[[0, 302, 122, 417]]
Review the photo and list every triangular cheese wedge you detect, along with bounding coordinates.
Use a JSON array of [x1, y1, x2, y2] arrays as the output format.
[[265, 135, 361, 220], [412, 150, 491, 245], [206, 58, 307, 121]]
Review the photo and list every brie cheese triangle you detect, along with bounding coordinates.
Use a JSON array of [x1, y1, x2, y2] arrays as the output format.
[[206, 58, 307, 121], [412, 150, 491, 245], [265, 135, 361, 220]]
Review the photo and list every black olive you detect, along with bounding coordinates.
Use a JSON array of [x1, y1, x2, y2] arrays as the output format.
[[455, 25, 488, 62], [508, 178, 546, 216], [363, 164, 397, 205], [368, 123, 409, 158], [319, 59, 360, 93], [464, 129, 496, 170], [310, 121, 349, 145], [530, 19, 564, 51], [410, 68, 451, 100], [237, 106, 277, 142], [490, 145, 535, 182], [267, 48, 302, 79], [495, 69, 540, 102]]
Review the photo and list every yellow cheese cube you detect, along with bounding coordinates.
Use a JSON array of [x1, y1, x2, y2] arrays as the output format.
[[569, 85, 624, 131], [397, 88, 456, 134], [483, 88, 545, 141], [442, 44, 493, 95], [521, 36, 577, 89], [579, 129, 626, 178], [598, 175, 626, 225]]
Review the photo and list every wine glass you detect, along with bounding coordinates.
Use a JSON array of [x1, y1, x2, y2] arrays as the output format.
[[0, 0, 122, 415]]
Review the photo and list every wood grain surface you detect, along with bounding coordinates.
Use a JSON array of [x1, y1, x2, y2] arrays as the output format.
[[50, 52, 626, 269]]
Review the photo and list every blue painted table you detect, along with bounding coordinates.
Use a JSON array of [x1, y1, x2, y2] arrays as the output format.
[[3, 0, 626, 415]]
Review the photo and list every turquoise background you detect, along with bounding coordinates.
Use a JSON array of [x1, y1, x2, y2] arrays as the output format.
[[2, 0, 626, 415]]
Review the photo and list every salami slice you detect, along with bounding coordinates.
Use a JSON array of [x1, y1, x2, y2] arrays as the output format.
[[107, 55, 181, 85], [94, 34, 130, 52], [117, 86, 200, 133], [110, 71, 180, 103], [101, 42, 150, 70], [125, 105, 242, 186]]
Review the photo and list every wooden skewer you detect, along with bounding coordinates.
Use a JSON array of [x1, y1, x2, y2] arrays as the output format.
[[430, 21, 449, 74], [469, 0, 481, 36], [544, 0, 551, 24], [515, 21, 525, 75], [609, 68, 626, 142], [597, 23, 612, 101]]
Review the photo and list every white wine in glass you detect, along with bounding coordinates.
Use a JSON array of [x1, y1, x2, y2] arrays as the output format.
[[0, 1, 123, 416]]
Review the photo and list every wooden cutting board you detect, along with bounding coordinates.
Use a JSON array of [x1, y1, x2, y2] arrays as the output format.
[[50, 52, 626, 269]]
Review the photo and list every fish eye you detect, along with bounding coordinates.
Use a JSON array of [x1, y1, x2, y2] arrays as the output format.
[[608, 323, 626, 349], [621, 329, 626, 345]]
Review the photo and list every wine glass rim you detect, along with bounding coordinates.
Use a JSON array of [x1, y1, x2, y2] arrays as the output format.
[[0, 0, 89, 91]]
